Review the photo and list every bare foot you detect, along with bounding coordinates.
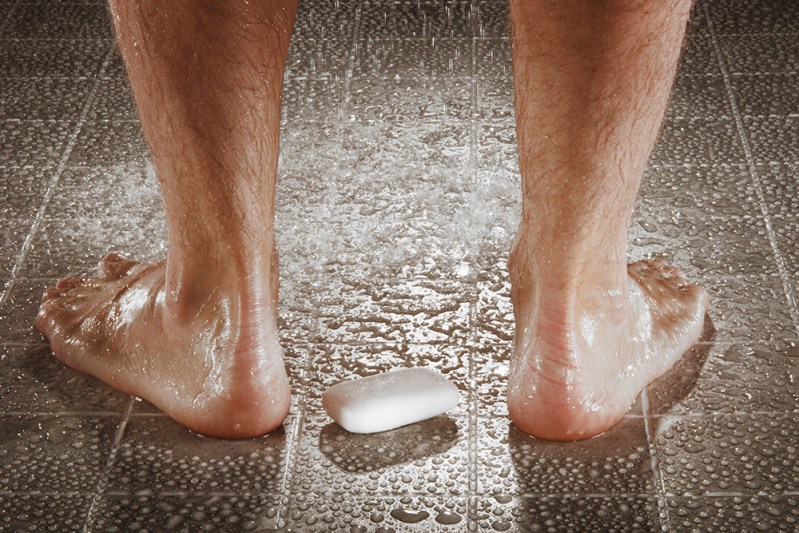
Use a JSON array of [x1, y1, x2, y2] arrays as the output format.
[[507, 256, 708, 441], [36, 253, 290, 438]]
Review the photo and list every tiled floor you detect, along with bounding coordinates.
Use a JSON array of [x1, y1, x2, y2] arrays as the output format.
[[1, 0, 798, 531]]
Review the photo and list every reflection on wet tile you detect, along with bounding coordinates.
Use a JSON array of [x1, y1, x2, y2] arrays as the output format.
[[478, 417, 655, 496], [94, 493, 283, 532], [0, 78, 95, 121], [0, 415, 115, 492], [476, 495, 661, 533], [287, 494, 468, 532], [107, 416, 291, 494], [22, 217, 166, 279], [293, 414, 469, 497], [647, 342, 799, 415], [0, 494, 91, 532], [0, 344, 128, 414], [655, 413, 799, 495], [666, 495, 799, 532]]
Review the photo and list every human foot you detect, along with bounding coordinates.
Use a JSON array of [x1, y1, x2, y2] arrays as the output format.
[[36, 253, 290, 438], [507, 255, 708, 441]]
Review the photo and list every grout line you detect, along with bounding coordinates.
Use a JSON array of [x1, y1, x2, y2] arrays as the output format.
[[703, 1, 799, 335], [641, 391, 671, 532], [0, 41, 116, 307], [81, 396, 134, 533]]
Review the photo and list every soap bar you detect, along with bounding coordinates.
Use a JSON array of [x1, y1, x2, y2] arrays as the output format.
[[322, 368, 460, 434]]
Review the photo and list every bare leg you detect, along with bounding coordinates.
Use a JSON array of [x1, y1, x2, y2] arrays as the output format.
[[507, 0, 708, 440], [36, 0, 297, 437]]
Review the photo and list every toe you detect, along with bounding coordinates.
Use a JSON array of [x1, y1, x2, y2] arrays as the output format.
[[56, 276, 83, 290], [99, 253, 138, 280]]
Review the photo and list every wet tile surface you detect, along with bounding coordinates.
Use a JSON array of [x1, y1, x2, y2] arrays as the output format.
[[1, 0, 798, 531]]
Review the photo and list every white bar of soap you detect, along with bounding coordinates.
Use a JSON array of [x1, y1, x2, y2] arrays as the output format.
[[322, 368, 460, 434]]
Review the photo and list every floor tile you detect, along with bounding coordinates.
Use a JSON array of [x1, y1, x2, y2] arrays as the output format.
[[744, 116, 799, 165], [758, 164, 799, 218], [0, 278, 50, 344], [292, 413, 469, 497], [286, 494, 468, 531], [87, 77, 137, 121], [475, 495, 661, 533], [0, 120, 73, 167], [0, 38, 109, 78], [641, 164, 757, 219], [666, 494, 799, 533], [0, 78, 95, 121], [654, 413, 799, 496], [353, 38, 473, 79], [3, 2, 112, 40], [94, 493, 283, 532], [719, 33, 799, 74], [706, 0, 799, 34], [0, 414, 116, 492], [652, 118, 745, 166], [732, 73, 799, 117], [667, 75, 732, 120], [0, 494, 91, 532], [0, 343, 128, 414], [360, 1, 473, 39], [477, 417, 655, 496], [46, 164, 163, 220], [106, 415, 292, 494], [348, 77, 473, 122], [21, 217, 166, 279], [647, 342, 799, 415], [0, 221, 32, 278], [703, 275, 796, 345], [66, 120, 149, 167]]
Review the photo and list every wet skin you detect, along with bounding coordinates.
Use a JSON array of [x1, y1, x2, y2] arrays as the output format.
[[37, 0, 706, 440]]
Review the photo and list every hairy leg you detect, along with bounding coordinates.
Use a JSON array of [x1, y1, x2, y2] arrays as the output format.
[[507, 0, 708, 440], [37, 0, 298, 437]]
